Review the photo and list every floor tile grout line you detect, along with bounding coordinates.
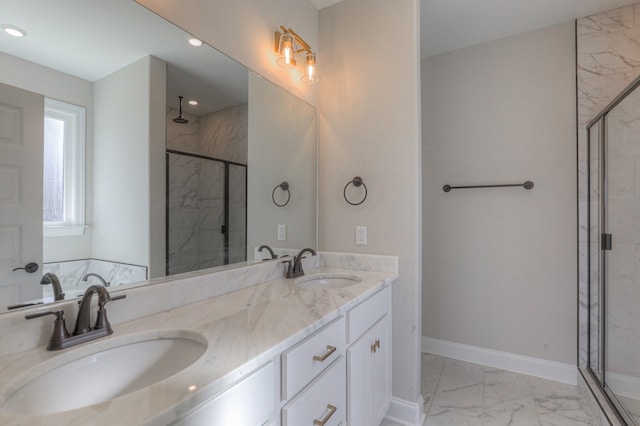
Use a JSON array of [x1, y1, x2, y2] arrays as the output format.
[[422, 354, 445, 421]]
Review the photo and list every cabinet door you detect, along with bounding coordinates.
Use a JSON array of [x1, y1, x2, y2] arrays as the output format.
[[347, 315, 391, 426], [347, 328, 372, 426], [371, 315, 391, 425], [174, 362, 275, 426]]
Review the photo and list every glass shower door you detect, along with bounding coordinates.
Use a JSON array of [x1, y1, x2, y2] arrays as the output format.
[[601, 85, 640, 424]]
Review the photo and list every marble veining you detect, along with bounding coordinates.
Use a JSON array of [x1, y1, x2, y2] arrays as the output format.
[[0, 252, 396, 424], [577, 3, 640, 374], [42, 259, 147, 298], [166, 104, 247, 165], [384, 354, 597, 426], [166, 106, 248, 275]]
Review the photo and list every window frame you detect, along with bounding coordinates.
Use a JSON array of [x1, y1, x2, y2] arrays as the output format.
[[43, 98, 86, 237]]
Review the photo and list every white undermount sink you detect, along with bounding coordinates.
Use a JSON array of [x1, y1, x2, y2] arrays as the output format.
[[2, 331, 207, 415], [295, 272, 363, 289]]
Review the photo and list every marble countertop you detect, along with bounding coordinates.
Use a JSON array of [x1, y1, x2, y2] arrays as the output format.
[[0, 266, 396, 425]]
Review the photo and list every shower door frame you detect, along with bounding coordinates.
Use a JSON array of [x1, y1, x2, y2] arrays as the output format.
[[583, 73, 640, 426], [165, 149, 248, 275]]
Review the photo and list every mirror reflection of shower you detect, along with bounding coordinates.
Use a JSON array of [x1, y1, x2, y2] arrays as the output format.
[[166, 88, 248, 276], [173, 96, 189, 124]]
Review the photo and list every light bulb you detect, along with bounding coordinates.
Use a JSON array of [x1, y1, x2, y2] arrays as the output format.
[[276, 33, 297, 68], [301, 52, 320, 84]]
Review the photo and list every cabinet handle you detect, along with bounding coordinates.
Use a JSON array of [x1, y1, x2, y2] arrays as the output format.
[[376, 339, 381, 350], [313, 404, 337, 426], [371, 342, 377, 354], [313, 345, 336, 362]]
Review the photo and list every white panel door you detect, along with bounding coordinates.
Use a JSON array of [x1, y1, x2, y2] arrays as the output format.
[[0, 82, 44, 307]]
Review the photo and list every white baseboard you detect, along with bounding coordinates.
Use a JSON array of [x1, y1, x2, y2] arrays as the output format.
[[384, 395, 426, 426], [606, 372, 640, 400], [422, 337, 577, 385]]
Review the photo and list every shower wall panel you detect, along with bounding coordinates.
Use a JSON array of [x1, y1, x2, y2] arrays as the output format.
[[577, 3, 640, 369], [166, 104, 247, 164], [167, 154, 226, 275]]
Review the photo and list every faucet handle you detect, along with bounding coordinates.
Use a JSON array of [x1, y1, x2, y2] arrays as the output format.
[[25, 310, 64, 320], [25, 310, 70, 350], [94, 293, 126, 332], [281, 258, 294, 278], [76, 293, 126, 306]]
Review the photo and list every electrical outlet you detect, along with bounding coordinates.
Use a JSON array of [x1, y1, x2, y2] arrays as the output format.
[[277, 224, 286, 241], [355, 225, 367, 245]]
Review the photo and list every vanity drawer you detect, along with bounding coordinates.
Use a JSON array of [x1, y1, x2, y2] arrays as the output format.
[[282, 356, 346, 426], [281, 316, 345, 400], [347, 285, 390, 344]]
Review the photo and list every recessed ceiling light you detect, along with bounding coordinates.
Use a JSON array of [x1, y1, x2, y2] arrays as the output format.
[[188, 37, 203, 47], [188, 100, 198, 106], [1, 24, 27, 38]]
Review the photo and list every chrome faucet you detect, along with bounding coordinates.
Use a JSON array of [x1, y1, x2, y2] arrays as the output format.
[[258, 244, 277, 260], [82, 272, 110, 287], [40, 272, 65, 301], [286, 248, 317, 278], [25, 285, 125, 351]]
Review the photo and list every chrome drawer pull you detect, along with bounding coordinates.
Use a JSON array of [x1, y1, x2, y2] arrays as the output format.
[[313, 345, 336, 362], [313, 404, 337, 426]]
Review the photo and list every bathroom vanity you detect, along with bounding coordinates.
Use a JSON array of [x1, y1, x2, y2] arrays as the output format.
[[0, 253, 397, 425]]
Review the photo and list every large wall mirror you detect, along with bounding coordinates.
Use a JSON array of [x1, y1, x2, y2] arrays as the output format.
[[0, 0, 317, 312]]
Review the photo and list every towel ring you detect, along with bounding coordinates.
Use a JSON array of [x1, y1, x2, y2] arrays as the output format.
[[344, 176, 367, 206], [272, 181, 290, 207]]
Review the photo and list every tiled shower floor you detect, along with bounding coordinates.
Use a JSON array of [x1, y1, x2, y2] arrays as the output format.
[[382, 353, 597, 425]]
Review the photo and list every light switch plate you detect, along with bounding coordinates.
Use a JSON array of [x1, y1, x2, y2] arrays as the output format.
[[355, 225, 367, 245], [277, 224, 286, 241]]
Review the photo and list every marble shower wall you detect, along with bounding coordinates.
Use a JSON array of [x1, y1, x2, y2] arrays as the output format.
[[166, 104, 248, 275], [166, 104, 248, 164], [577, 2, 640, 382]]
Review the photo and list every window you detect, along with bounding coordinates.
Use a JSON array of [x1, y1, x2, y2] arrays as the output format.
[[43, 99, 86, 236]]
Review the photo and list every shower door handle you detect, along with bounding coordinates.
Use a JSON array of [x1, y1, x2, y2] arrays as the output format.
[[601, 233, 612, 251]]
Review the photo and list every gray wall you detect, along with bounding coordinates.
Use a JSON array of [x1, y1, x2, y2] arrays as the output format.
[[319, 0, 423, 406], [92, 56, 166, 277], [422, 22, 577, 364], [247, 74, 317, 256]]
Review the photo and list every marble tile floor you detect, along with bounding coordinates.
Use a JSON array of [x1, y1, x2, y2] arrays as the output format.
[[382, 353, 597, 426]]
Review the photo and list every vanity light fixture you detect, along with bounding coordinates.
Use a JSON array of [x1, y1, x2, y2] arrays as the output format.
[[1, 24, 27, 38], [188, 37, 203, 47], [274, 26, 320, 84]]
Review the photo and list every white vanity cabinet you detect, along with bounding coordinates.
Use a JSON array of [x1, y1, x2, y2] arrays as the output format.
[[347, 286, 392, 426], [173, 362, 275, 426], [172, 283, 392, 426]]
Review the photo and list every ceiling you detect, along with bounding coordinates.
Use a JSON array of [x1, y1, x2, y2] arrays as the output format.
[[420, 0, 639, 58], [3, 0, 639, 103], [0, 0, 248, 115]]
